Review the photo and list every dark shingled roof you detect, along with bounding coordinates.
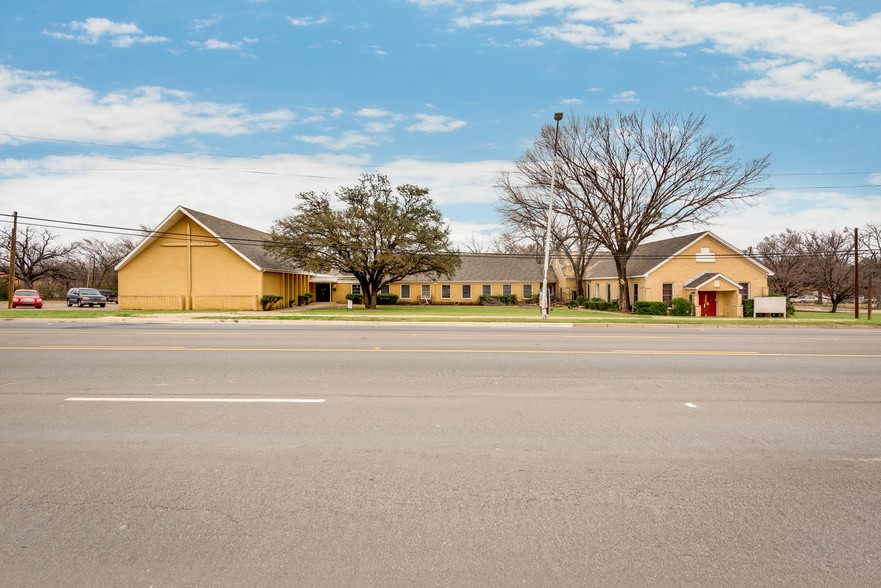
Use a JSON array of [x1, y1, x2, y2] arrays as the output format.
[[409, 253, 556, 283], [181, 207, 301, 273], [584, 232, 708, 279], [683, 272, 721, 289]]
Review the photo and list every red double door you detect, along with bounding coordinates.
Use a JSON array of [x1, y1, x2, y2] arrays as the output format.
[[699, 291, 717, 316]]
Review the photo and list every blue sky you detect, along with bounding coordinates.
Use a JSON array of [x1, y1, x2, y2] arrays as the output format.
[[1, 0, 879, 249]]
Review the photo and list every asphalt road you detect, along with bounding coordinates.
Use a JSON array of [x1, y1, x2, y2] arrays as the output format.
[[1, 321, 880, 586]]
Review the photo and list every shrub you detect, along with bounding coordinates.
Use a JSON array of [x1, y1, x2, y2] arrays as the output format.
[[346, 293, 362, 304], [260, 295, 283, 310], [297, 293, 313, 305], [669, 297, 693, 316], [742, 298, 754, 317], [377, 293, 399, 305], [567, 300, 578, 309], [634, 301, 668, 315]]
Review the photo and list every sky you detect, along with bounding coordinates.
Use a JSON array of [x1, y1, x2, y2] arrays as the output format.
[[1, 0, 880, 251]]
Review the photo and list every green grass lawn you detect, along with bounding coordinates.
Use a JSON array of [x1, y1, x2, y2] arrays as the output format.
[[263, 304, 881, 326], [3, 303, 879, 327]]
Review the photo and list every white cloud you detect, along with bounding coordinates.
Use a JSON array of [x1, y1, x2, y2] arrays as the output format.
[[406, 114, 467, 133], [0, 66, 294, 144], [288, 16, 329, 27], [0, 153, 512, 247], [559, 98, 583, 105], [364, 122, 396, 133], [720, 61, 881, 109], [423, 0, 881, 109], [700, 189, 881, 248], [43, 17, 169, 48], [356, 108, 393, 118], [0, 153, 370, 243], [609, 90, 639, 103], [294, 131, 376, 150], [188, 37, 260, 51]]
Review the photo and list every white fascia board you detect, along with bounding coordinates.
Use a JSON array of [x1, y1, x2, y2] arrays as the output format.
[[685, 273, 743, 290]]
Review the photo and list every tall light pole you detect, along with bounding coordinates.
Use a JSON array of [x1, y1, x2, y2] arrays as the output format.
[[541, 113, 564, 319]]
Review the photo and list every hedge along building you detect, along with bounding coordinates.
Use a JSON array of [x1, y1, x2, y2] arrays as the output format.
[[582, 231, 773, 317], [115, 206, 311, 310], [330, 253, 558, 305]]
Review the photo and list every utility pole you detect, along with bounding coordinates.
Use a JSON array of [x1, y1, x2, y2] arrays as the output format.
[[6, 211, 17, 309], [868, 273, 873, 321], [854, 227, 859, 320]]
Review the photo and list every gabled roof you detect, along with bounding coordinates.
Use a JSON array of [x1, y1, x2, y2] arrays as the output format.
[[583, 231, 773, 280], [115, 206, 301, 274], [408, 253, 557, 283], [683, 272, 743, 290]]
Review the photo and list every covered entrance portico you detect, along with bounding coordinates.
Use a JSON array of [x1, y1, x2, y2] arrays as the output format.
[[685, 272, 744, 318], [309, 274, 338, 303]]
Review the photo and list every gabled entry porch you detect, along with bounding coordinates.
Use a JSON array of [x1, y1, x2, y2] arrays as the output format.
[[685, 272, 744, 317]]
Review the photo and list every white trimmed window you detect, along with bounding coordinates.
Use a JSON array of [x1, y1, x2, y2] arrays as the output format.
[[462, 284, 472, 299], [482, 284, 491, 297], [441, 284, 451, 299], [739, 282, 750, 299], [595, 283, 600, 298], [400, 284, 410, 299], [503, 284, 512, 296], [421, 284, 431, 300], [380, 284, 390, 295], [523, 284, 533, 298], [352, 284, 361, 295], [662, 283, 674, 302]]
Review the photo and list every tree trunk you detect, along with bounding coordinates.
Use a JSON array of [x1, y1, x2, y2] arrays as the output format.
[[613, 255, 631, 312], [364, 291, 378, 309]]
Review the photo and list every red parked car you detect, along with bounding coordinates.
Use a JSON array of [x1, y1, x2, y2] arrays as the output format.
[[11, 289, 43, 309]]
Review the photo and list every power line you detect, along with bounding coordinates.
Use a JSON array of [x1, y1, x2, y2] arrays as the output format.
[[2, 213, 877, 259]]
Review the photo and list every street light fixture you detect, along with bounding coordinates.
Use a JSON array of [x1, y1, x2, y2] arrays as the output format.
[[540, 113, 564, 319]]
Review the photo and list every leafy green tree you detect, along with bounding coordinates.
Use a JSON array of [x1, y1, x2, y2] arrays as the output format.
[[267, 173, 460, 309]]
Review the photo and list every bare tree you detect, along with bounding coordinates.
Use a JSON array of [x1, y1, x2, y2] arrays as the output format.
[[68, 236, 139, 289], [860, 222, 881, 308], [497, 171, 598, 299], [0, 225, 76, 287], [803, 229, 854, 313], [489, 232, 542, 255], [512, 111, 770, 311], [755, 228, 810, 297]]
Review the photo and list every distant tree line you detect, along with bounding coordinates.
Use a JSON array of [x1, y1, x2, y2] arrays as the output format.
[[754, 224, 881, 312], [1, 224, 142, 299]]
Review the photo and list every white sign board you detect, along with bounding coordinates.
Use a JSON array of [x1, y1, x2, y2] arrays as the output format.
[[753, 296, 787, 317]]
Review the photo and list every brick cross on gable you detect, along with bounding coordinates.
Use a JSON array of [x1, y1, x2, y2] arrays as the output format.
[[160, 222, 218, 308]]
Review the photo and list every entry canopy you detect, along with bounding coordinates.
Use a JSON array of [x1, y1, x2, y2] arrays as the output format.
[[684, 272, 742, 291]]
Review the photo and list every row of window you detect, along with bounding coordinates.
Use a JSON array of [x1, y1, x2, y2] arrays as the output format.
[[350, 283, 534, 300], [590, 281, 752, 303], [352, 281, 752, 302]]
